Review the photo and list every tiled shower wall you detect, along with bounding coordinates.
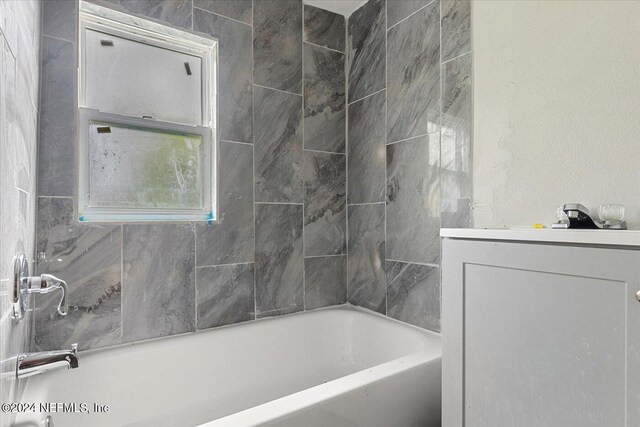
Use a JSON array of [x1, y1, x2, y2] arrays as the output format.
[[35, 0, 346, 351], [346, 0, 472, 331], [0, 1, 40, 425]]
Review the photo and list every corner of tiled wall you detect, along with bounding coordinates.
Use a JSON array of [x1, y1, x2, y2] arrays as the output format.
[[302, 3, 347, 312], [346, 0, 472, 332]]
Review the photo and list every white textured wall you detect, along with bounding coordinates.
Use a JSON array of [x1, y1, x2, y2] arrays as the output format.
[[472, 0, 640, 229]]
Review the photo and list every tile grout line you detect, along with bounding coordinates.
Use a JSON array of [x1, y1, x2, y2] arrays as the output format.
[[252, 140, 257, 321], [196, 261, 254, 269], [255, 201, 304, 205], [192, 6, 252, 28], [347, 201, 385, 206], [347, 87, 385, 106], [120, 224, 124, 342], [253, 83, 302, 97], [220, 139, 253, 146], [303, 39, 344, 55], [439, 0, 445, 331], [441, 49, 471, 65], [252, 0, 257, 322], [41, 33, 74, 45], [190, 1, 195, 327], [304, 148, 345, 156], [0, 27, 16, 60], [386, 0, 437, 32], [384, 0, 388, 318], [386, 259, 440, 268], [36, 195, 74, 199], [345, 10, 350, 304], [193, 221, 197, 330], [387, 131, 439, 146], [304, 253, 345, 259], [30, 0, 47, 352], [301, 2, 306, 312], [30, 2, 46, 352]]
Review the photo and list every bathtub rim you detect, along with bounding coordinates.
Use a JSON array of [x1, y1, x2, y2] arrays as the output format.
[[201, 348, 442, 426], [70, 303, 441, 358]]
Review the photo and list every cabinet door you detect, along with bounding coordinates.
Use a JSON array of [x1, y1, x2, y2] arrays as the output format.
[[442, 239, 640, 427]]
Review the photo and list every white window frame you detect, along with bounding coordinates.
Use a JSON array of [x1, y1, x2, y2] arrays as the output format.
[[77, 1, 218, 222]]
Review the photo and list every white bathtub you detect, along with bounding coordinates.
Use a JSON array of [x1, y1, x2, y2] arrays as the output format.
[[15, 305, 441, 426]]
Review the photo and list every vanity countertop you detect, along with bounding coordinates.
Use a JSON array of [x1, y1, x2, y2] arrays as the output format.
[[440, 228, 640, 247]]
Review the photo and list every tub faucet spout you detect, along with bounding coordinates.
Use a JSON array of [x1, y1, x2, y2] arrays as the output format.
[[16, 344, 79, 379]]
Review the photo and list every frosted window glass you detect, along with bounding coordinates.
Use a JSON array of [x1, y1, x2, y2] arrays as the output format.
[[88, 122, 203, 210], [84, 29, 202, 126]]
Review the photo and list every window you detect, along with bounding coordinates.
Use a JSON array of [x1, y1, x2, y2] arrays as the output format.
[[78, 2, 217, 222]]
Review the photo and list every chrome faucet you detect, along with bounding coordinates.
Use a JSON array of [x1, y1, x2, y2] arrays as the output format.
[[16, 344, 79, 379], [553, 203, 628, 230]]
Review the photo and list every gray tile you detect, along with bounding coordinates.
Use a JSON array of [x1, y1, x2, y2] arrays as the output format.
[[305, 256, 347, 310], [253, 0, 302, 94], [119, 0, 192, 29], [386, 261, 440, 331], [441, 0, 471, 62], [387, 0, 431, 29], [347, 204, 385, 313], [193, 0, 252, 25], [194, 8, 253, 143], [441, 196, 471, 229], [304, 151, 346, 256], [34, 198, 121, 351], [348, 0, 385, 102], [255, 204, 303, 318], [304, 4, 345, 52], [1, 0, 39, 410], [303, 43, 345, 153], [84, 0, 120, 6], [38, 37, 75, 197], [196, 141, 254, 266], [42, 0, 77, 42], [347, 90, 386, 204], [386, 134, 440, 264], [196, 263, 254, 329], [386, 1, 439, 142], [15, 1, 40, 107], [441, 53, 472, 228], [122, 224, 195, 342], [0, 1, 18, 54], [254, 86, 303, 203]]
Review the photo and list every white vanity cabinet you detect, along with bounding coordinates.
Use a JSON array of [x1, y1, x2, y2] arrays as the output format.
[[441, 229, 640, 427]]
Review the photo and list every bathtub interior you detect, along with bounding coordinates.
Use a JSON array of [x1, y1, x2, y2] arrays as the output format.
[[17, 306, 440, 427]]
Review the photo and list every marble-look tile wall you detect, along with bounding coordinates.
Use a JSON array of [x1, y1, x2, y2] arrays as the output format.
[[303, 5, 347, 310], [346, 0, 472, 331], [34, 0, 347, 352], [0, 1, 40, 426]]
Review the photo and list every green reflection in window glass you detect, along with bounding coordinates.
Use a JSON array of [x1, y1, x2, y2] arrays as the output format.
[[89, 121, 203, 210]]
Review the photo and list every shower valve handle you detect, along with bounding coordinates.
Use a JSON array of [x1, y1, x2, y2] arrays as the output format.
[[24, 274, 69, 316], [10, 254, 69, 321]]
